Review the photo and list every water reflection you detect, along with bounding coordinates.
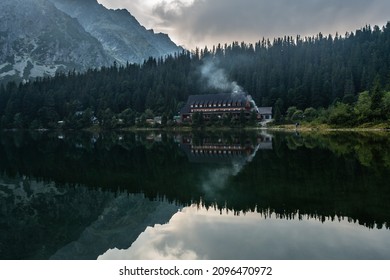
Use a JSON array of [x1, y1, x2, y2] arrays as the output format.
[[50, 194, 179, 260], [177, 132, 273, 200], [178, 132, 273, 164], [99, 204, 390, 260], [1, 130, 390, 259], [0, 174, 179, 260]]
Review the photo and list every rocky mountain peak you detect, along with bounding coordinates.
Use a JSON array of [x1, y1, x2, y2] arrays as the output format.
[[0, 0, 111, 84], [0, 0, 182, 83], [49, 0, 182, 64]]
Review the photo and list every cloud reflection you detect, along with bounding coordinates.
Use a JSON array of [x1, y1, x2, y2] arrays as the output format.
[[98, 205, 390, 260]]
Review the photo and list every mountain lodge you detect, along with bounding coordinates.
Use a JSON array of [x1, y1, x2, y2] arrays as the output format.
[[180, 92, 272, 122]]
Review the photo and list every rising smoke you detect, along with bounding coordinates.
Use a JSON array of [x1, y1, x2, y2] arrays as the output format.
[[200, 60, 242, 94], [200, 59, 259, 113]]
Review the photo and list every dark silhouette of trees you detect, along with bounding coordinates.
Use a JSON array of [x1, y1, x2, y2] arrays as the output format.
[[1, 22, 390, 128]]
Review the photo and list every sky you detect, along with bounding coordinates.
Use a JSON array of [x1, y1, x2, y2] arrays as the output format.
[[97, 0, 390, 50]]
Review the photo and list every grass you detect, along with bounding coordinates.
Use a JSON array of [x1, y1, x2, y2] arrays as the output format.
[[268, 121, 390, 132]]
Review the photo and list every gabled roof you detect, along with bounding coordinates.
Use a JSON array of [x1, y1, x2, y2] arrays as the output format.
[[258, 107, 273, 115], [186, 92, 247, 105]]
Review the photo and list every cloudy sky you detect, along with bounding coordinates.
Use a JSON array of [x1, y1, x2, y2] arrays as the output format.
[[98, 0, 390, 49]]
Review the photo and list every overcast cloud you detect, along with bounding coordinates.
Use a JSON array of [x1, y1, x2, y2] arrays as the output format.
[[98, 0, 390, 49]]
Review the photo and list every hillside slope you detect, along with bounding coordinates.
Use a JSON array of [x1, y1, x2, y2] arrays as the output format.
[[0, 0, 112, 84]]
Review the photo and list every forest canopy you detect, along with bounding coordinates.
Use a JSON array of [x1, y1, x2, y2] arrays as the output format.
[[1, 22, 390, 129]]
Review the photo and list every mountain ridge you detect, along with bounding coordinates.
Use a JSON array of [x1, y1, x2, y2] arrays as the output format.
[[48, 0, 183, 64], [0, 0, 112, 84], [0, 0, 182, 83]]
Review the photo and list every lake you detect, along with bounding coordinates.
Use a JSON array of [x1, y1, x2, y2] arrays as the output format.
[[1, 130, 390, 260]]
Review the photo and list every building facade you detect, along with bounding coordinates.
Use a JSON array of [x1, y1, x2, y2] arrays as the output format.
[[180, 92, 272, 122], [258, 107, 273, 120]]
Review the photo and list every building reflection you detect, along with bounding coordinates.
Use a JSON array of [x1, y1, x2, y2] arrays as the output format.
[[178, 132, 273, 164]]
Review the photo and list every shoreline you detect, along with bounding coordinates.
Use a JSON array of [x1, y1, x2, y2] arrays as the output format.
[[266, 123, 390, 132], [1, 123, 390, 133]]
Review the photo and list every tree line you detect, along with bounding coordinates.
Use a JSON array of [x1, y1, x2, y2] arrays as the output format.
[[277, 77, 390, 127], [1, 22, 390, 129]]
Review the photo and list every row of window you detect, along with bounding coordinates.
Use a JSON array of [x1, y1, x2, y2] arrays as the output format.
[[191, 149, 244, 155], [191, 108, 245, 113], [190, 102, 243, 108], [192, 145, 243, 150]]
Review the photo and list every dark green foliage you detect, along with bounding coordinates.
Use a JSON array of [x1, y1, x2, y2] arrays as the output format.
[[370, 76, 384, 120], [328, 103, 355, 126], [303, 107, 318, 121], [273, 98, 284, 123], [191, 112, 204, 127], [1, 23, 390, 128]]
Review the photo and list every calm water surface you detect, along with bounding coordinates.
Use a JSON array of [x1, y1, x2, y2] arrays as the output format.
[[1, 130, 390, 259]]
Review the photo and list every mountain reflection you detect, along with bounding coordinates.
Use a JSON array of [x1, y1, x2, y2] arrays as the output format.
[[0, 174, 179, 260], [1, 130, 390, 259]]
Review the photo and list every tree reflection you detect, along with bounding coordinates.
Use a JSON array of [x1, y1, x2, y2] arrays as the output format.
[[0, 130, 390, 232]]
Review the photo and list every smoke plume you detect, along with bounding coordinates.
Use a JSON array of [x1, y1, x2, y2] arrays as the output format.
[[200, 60, 242, 93]]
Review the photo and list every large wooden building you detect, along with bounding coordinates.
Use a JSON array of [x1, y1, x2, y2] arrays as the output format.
[[180, 92, 272, 122]]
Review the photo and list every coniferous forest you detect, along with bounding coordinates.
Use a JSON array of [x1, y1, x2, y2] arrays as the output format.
[[1, 23, 390, 129]]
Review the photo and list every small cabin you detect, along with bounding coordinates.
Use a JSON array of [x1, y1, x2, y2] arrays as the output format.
[[258, 107, 273, 120]]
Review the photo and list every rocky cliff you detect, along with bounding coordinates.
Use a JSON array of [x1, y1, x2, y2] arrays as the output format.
[[0, 0, 182, 83], [50, 0, 182, 65]]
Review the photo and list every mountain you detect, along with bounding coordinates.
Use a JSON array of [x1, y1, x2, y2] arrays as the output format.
[[0, 0, 182, 84], [0, 0, 112, 84], [49, 0, 182, 65]]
